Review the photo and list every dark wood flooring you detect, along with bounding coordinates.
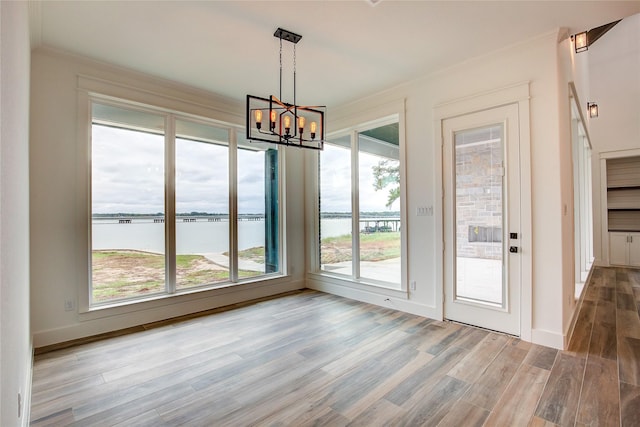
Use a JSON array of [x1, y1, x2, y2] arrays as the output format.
[[30, 267, 640, 426]]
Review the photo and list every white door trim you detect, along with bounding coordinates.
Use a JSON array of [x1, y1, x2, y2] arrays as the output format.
[[434, 82, 532, 342]]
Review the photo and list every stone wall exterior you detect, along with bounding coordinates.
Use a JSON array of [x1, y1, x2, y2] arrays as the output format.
[[455, 139, 503, 260]]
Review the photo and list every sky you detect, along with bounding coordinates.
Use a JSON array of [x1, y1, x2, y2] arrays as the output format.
[[92, 124, 398, 215], [320, 142, 400, 213]]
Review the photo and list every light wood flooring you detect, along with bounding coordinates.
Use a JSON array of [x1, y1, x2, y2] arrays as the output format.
[[30, 267, 640, 426]]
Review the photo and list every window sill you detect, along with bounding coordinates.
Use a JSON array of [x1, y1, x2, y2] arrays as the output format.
[[79, 274, 290, 321], [306, 271, 408, 299]]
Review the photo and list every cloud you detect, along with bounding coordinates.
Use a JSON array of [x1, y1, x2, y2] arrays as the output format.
[[92, 124, 269, 215], [237, 149, 266, 213], [92, 124, 400, 217], [320, 144, 400, 213], [92, 126, 165, 213]]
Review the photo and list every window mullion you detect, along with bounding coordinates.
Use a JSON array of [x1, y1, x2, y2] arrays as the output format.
[[165, 114, 177, 293], [351, 130, 360, 280], [229, 128, 238, 282], [278, 147, 286, 275]]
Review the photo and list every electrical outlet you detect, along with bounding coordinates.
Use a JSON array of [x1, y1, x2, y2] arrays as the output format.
[[410, 280, 416, 290], [64, 298, 75, 312]]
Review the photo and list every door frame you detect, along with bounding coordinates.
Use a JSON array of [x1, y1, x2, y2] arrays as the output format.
[[442, 104, 520, 335], [434, 82, 532, 342]]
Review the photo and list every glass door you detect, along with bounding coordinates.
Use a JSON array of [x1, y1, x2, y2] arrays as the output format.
[[443, 104, 520, 335]]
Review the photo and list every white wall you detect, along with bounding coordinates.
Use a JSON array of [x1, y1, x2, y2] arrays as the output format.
[[310, 31, 574, 348], [0, 1, 32, 425], [552, 31, 584, 338], [30, 49, 306, 347], [590, 14, 640, 153], [588, 14, 640, 263], [556, 33, 579, 340]]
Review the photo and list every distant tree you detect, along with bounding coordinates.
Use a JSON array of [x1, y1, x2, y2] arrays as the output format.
[[372, 160, 400, 208]]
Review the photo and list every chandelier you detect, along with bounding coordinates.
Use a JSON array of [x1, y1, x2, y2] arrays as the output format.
[[246, 28, 326, 150]]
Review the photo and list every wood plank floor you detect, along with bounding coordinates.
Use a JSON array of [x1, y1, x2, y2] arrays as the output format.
[[30, 267, 640, 426]]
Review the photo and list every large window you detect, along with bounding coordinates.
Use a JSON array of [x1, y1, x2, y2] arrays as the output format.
[[570, 85, 594, 296], [175, 119, 230, 290], [319, 135, 353, 276], [237, 135, 280, 278], [91, 104, 167, 302], [90, 100, 281, 306], [318, 119, 404, 289]]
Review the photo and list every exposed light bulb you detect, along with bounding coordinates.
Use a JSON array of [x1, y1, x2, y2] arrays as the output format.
[[255, 110, 263, 130], [284, 115, 291, 135], [270, 110, 277, 131], [310, 121, 317, 139]]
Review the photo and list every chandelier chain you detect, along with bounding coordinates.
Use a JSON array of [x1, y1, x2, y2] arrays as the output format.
[[279, 37, 283, 100]]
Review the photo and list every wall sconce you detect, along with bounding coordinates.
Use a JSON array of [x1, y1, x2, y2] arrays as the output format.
[[573, 31, 588, 53], [571, 20, 621, 54], [587, 102, 598, 118]]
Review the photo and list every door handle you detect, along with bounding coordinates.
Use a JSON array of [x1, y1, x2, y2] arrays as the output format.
[[509, 246, 518, 253]]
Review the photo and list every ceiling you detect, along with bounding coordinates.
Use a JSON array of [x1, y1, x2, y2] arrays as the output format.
[[30, 1, 640, 107]]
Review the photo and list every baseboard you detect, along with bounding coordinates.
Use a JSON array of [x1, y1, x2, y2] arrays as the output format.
[[33, 279, 305, 348], [531, 328, 565, 350], [307, 276, 441, 320], [22, 338, 34, 427], [563, 266, 595, 350]]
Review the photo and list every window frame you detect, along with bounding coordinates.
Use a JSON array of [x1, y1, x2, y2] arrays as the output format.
[[80, 89, 285, 314], [309, 101, 408, 294], [569, 83, 594, 297]]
